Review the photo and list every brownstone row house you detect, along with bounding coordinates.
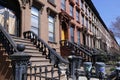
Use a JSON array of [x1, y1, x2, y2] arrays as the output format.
[[0, 0, 119, 80]]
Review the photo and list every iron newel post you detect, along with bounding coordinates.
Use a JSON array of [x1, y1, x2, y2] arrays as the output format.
[[68, 51, 82, 80], [10, 44, 31, 80]]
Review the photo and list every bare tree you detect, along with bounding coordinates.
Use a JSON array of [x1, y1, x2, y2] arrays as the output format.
[[110, 16, 120, 38]]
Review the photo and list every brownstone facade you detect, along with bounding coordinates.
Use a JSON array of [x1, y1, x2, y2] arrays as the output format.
[[0, 0, 119, 56]]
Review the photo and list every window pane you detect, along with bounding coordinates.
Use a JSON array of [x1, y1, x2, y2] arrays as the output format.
[[49, 22, 54, 32], [31, 7, 39, 35], [82, 15, 84, 25], [61, 0, 65, 10], [76, 0, 79, 3], [31, 15, 38, 28], [49, 32, 54, 41], [86, 19, 88, 28], [81, 0, 83, 8], [76, 10, 79, 21], [49, 16, 54, 22], [77, 30, 80, 44], [70, 5, 73, 16], [31, 27, 38, 35], [48, 15, 55, 42], [31, 7, 39, 16], [70, 26, 74, 42], [48, 0, 54, 3]]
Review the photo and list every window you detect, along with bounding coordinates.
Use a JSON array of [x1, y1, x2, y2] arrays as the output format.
[[48, 15, 55, 42], [85, 5, 87, 14], [89, 22, 91, 30], [70, 4, 74, 17], [91, 24, 94, 32], [76, 10, 79, 21], [70, 26, 74, 42], [48, 0, 55, 4], [31, 7, 39, 35], [86, 18, 88, 28], [81, 0, 83, 8], [61, 0, 66, 10], [82, 14, 84, 25], [88, 9, 90, 17], [77, 30, 81, 44], [76, 0, 79, 4]]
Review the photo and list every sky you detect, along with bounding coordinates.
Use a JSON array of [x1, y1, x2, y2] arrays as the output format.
[[91, 0, 120, 44]]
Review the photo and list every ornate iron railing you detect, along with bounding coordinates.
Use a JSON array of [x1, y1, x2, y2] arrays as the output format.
[[27, 63, 66, 80], [23, 31, 69, 67], [0, 24, 31, 80], [0, 24, 18, 55], [60, 40, 92, 61], [74, 42, 93, 55]]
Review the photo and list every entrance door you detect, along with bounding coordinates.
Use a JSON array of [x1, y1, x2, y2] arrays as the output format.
[[31, 7, 39, 36], [0, 5, 17, 35], [61, 22, 68, 40]]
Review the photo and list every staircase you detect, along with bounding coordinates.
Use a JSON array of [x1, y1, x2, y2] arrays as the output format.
[[0, 24, 68, 80], [12, 36, 66, 80], [60, 40, 92, 62]]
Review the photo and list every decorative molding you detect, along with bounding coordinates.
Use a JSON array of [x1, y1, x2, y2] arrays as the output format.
[[59, 11, 72, 25], [47, 7, 58, 21], [20, 0, 33, 9]]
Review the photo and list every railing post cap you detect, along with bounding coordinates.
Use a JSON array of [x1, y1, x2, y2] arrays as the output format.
[[71, 50, 75, 55], [9, 52, 31, 61], [17, 44, 25, 52]]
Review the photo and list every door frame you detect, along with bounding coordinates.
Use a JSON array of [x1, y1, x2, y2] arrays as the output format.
[[0, 0, 21, 36]]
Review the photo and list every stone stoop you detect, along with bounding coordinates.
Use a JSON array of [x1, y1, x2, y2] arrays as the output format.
[[12, 36, 66, 80]]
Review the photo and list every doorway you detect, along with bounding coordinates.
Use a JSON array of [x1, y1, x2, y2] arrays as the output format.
[[0, 0, 21, 36], [0, 5, 17, 35], [61, 22, 68, 40]]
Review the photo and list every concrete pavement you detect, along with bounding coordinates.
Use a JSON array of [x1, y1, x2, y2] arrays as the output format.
[[79, 76, 99, 80]]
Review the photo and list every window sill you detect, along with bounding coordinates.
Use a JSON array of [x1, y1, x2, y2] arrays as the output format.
[[48, 41, 57, 44], [47, 0, 56, 7]]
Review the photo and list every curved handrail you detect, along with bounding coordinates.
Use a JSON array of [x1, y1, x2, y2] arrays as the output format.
[[0, 24, 18, 54], [60, 40, 92, 56], [74, 42, 93, 55], [23, 31, 69, 64]]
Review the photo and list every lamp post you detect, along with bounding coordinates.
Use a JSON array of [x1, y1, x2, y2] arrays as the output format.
[[68, 51, 82, 80]]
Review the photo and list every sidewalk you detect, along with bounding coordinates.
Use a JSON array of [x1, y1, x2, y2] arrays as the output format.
[[79, 76, 99, 80], [77, 67, 101, 80]]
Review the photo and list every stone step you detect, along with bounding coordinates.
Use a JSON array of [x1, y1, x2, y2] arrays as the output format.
[[24, 49, 40, 53], [29, 56, 48, 61], [11, 35, 30, 41], [29, 61, 52, 66], [13, 38, 31, 43], [15, 41, 34, 46], [24, 52, 43, 56], [25, 47, 39, 51], [11, 36, 64, 80]]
